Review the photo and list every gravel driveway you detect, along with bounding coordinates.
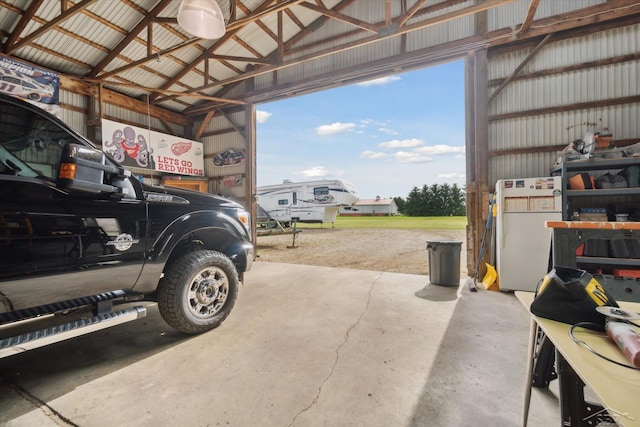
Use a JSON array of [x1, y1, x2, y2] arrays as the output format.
[[255, 228, 468, 276]]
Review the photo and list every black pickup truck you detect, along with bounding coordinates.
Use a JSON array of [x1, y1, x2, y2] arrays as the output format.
[[0, 93, 254, 358]]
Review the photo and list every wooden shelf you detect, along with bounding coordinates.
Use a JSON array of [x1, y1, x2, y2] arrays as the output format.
[[162, 179, 208, 193]]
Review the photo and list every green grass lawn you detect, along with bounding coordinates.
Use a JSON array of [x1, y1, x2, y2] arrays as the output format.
[[294, 216, 467, 230]]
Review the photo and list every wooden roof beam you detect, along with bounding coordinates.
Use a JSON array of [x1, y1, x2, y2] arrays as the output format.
[[195, 111, 216, 140], [397, 0, 428, 28], [7, 0, 97, 54], [150, 0, 305, 100], [281, 0, 357, 51], [488, 32, 553, 104], [172, 0, 513, 110], [519, 0, 540, 34], [87, 0, 173, 78], [5, 0, 44, 49], [299, 2, 379, 33]]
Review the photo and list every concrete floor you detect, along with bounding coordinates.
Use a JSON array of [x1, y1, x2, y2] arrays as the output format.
[[0, 262, 560, 426]]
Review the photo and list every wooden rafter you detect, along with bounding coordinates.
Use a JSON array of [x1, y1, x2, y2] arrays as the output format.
[[0, 0, 636, 119], [520, 0, 541, 33], [285, 8, 305, 29], [95, 80, 246, 104], [148, 0, 305, 100], [299, 2, 379, 33], [488, 33, 553, 104], [277, 0, 358, 57], [181, 0, 640, 113], [165, 0, 513, 109], [236, 1, 278, 41], [397, 0, 428, 28], [156, 0, 357, 107], [195, 111, 216, 140], [97, 38, 201, 80], [385, 0, 392, 26], [5, 0, 44, 48], [7, 0, 98, 54], [210, 54, 270, 65], [87, 0, 173, 77], [278, 10, 284, 61]]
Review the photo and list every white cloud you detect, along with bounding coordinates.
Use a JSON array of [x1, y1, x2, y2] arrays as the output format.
[[438, 172, 465, 179], [379, 138, 424, 149], [360, 150, 388, 159], [316, 122, 356, 135], [379, 127, 399, 135], [256, 110, 272, 123], [356, 75, 402, 87], [395, 151, 432, 163], [414, 144, 465, 155], [360, 119, 386, 127], [295, 166, 328, 178]]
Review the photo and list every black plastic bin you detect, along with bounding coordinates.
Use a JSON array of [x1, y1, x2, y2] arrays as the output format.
[[426, 240, 462, 286]]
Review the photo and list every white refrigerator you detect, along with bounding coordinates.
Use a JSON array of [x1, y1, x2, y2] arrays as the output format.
[[495, 177, 562, 292]]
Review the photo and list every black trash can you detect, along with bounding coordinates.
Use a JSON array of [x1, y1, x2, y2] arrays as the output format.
[[426, 240, 462, 286]]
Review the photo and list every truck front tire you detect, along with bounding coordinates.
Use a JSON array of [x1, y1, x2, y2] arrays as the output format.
[[158, 250, 239, 334]]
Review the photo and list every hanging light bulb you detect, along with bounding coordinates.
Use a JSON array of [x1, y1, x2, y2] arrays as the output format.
[[177, 0, 226, 39]]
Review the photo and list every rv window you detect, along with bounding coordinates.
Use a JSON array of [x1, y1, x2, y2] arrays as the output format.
[[278, 199, 288, 205], [314, 186, 329, 196], [293, 192, 297, 205]]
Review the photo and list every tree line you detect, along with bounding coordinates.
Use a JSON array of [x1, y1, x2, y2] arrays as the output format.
[[393, 183, 466, 216]]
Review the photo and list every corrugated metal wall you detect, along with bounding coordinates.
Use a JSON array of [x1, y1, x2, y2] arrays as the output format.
[[198, 108, 250, 201], [58, 90, 87, 136], [487, 22, 640, 186], [487, 0, 607, 31]]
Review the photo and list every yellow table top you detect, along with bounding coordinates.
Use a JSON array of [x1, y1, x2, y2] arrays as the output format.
[[516, 292, 640, 427]]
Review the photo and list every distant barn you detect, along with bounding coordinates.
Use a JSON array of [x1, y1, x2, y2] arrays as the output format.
[[340, 196, 398, 217]]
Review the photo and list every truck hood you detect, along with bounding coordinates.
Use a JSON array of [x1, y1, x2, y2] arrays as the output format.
[[141, 182, 244, 209]]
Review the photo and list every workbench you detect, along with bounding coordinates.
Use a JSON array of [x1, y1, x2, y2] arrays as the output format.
[[517, 291, 640, 426]]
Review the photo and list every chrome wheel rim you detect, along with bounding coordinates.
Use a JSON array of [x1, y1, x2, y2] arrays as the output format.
[[187, 266, 228, 319]]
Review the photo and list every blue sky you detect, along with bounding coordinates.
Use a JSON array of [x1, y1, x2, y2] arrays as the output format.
[[256, 59, 466, 200]]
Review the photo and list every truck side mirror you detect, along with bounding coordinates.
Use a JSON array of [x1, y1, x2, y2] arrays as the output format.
[[57, 143, 131, 197]]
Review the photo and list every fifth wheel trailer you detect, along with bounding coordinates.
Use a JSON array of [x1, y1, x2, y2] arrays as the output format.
[[257, 179, 358, 226]]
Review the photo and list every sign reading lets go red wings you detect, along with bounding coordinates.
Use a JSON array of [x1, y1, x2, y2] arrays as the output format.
[[101, 119, 204, 176]]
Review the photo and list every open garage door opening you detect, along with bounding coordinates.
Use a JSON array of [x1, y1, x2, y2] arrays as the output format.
[[255, 60, 467, 227]]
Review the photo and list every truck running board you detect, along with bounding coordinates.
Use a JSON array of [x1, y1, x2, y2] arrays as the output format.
[[0, 306, 147, 359]]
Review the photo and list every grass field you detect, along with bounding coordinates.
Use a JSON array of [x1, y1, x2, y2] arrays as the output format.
[[294, 216, 467, 230]]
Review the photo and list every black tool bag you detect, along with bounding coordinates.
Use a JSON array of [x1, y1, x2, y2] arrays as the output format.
[[594, 172, 627, 189], [530, 266, 619, 331]]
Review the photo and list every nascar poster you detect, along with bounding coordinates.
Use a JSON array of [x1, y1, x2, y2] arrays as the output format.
[[0, 54, 60, 116]]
